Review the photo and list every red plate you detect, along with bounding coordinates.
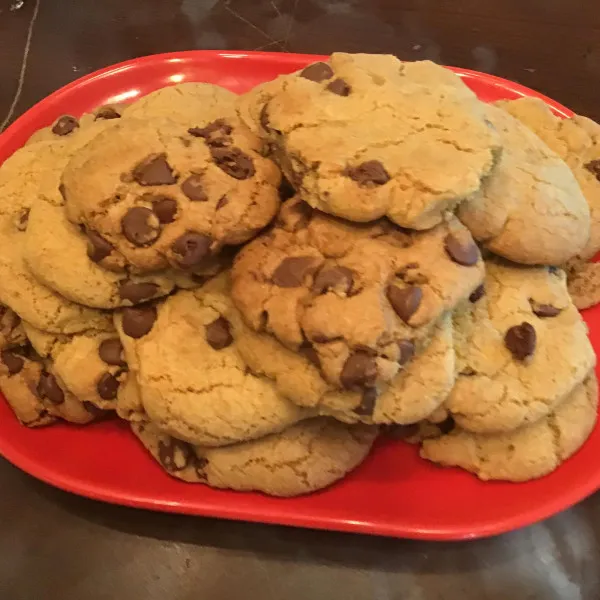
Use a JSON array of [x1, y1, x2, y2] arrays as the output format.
[[0, 51, 596, 540]]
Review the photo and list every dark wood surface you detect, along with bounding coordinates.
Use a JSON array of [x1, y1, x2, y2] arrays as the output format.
[[1, 1, 600, 598]]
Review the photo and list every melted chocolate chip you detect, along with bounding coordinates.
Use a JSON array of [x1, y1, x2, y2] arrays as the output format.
[[504, 322, 536, 361], [157, 438, 193, 472], [37, 372, 65, 404], [52, 115, 79, 136], [95, 106, 121, 120], [205, 316, 234, 350], [188, 119, 232, 147], [397, 340, 415, 365], [121, 207, 161, 246], [181, 174, 208, 201], [529, 299, 561, 318], [326, 78, 351, 96], [340, 351, 378, 390], [211, 147, 255, 180], [98, 338, 126, 366], [171, 232, 212, 269], [121, 305, 158, 339], [85, 230, 113, 262], [1, 350, 24, 375], [355, 387, 377, 416], [97, 372, 120, 400], [469, 284, 485, 303], [386, 285, 422, 323], [132, 153, 177, 186], [118, 281, 160, 303], [444, 233, 479, 266], [272, 256, 318, 288], [300, 62, 334, 82], [312, 266, 354, 295], [345, 161, 390, 186], [151, 196, 178, 223], [585, 159, 600, 181]]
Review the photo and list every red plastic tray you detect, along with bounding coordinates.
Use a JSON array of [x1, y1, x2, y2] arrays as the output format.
[[0, 50, 596, 541]]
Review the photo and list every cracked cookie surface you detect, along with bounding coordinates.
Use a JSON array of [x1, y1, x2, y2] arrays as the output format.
[[421, 373, 598, 481], [458, 104, 590, 265], [241, 53, 500, 229], [131, 417, 377, 496], [445, 259, 595, 433]]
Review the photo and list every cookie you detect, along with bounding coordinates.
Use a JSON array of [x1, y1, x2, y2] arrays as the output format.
[[421, 373, 598, 481], [232, 197, 482, 390], [131, 417, 378, 496], [114, 275, 310, 447], [567, 261, 600, 310], [61, 116, 281, 274], [0, 304, 26, 351], [445, 259, 595, 433], [242, 53, 500, 229], [497, 97, 600, 261], [458, 104, 590, 265]]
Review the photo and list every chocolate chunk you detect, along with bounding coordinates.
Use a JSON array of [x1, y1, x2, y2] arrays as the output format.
[[188, 119, 232, 147], [216, 196, 229, 210], [397, 340, 415, 365], [340, 351, 378, 390], [355, 387, 377, 416], [299, 343, 320, 368], [171, 232, 212, 268], [181, 174, 208, 201], [95, 106, 121, 120], [529, 299, 561, 318], [37, 372, 65, 404], [118, 281, 160, 303], [584, 159, 600, 181], [469, 284, 485, 303], [52, 115, 79, 136], [97, 372, 120, 400], [504, 322, 536, 361], [85, 230, 113, 262], [312, 266, 354, 295], [1, 350, 24, 375], [438, 416, 455, 435], [157, 438, 193, 472], [121, 207, 161, 246], [326, 78, 351, 96], [122, 305, 157, 339], [278, 177, 295, 201], [211, 147, 255, 180], [152, 196, 178, 223], [132, 153, 177, 186], [444, 233, 479, 266], [15, 208, 29, 232], [386, 285, 422, 323], [205, 316, 234, 350], [272, 256, 319, 288], [300, 62, 334, 82], [98, 338, 126, 366], [345, 160, 390, 186]]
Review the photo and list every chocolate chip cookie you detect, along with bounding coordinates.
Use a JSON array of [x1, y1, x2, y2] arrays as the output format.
[[567, 261, 600, 310]]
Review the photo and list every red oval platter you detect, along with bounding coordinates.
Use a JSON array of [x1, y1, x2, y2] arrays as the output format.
[[0, 50, 597, 541]]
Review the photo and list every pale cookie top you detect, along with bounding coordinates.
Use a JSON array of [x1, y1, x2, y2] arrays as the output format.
[[445, 259, 595, 433], [232, 197, 482, 390], [458, 104, 590, 265], [421, 373, 598, 482], [497, 97, 600, 261], [240, 53, 500, 229], [113, 274, 310, 447], [61, 115, 281, 274], [131, 417, 377, 496]]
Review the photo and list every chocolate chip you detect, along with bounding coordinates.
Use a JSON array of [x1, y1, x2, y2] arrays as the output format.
[[438, 416, 455, 435], [121, 207, 161, 246], [504, 322, 536, 361], [1, 350, 24, 375], [345, 161, 390, 186], [52, 115, 79, 136], [151, 196, 178, 223], [326, 78, 351, 96], [299, 343, 320, 368], [205, 316, 233, 350], [158, 438, 193, 472], [397, 340, 415, 365], [97, 372, 120, 400], [211, 147, 255, 180], [529, 299, 561, 318], [181, 174, 208, 201], [98, 338, 126, 366], [278, 177, 295, 201], [86, 230, 113, 262], [15, 208, 29, 231], [118, 281, 160, 303], [340, 351, 378, 390], [444, 233, 479, 266], [469, 284, 485, 303], [300, 62, 334, 82], [216, 196, 229, 210], [312, 266, 354, 295], [585, 159, 600, 181], [122, 305, 157, 339], [37, 372, 65, 404], [132, 153, 177, 186], [355, 387, 377, 416], [171, 232, 212, 269], [95, 106, 121, 120], [272, 256, 318, 288], [386, 285, 422, 323], [188, 119, 232, 147]]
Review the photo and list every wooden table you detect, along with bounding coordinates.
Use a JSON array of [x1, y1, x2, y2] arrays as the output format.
[[1, 1, 599, 598]]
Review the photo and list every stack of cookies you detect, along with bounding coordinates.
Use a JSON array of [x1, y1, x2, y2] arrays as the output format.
[[0, 53, 598, 496]]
